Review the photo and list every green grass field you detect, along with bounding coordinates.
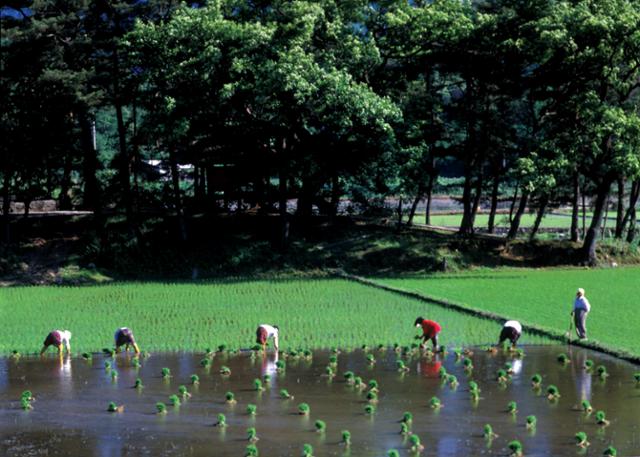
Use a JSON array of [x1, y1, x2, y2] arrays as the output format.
[[0, 279, 553, 354], [373, 267, 640, 356]]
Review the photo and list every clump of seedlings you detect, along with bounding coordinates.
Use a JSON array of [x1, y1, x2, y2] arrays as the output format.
[[276, 360, 286, 372], [546, 385, 560, 400], [280, 389, 293, 399], [263, 374, 271, 384], [247, 427, 259, 442], [103, 348, 116, 357], [131, 356, 141, 368], [366, 354, 376, 365], [438, 367, 448, 379], [178, 385, 191, 399], [497, 369, 511, 384], [169, 394, 181, 407], [82, 352, 92, 360], [253, 378, 265, 391], [219, 365, 231, 375], [401, 411, 413, 426], [447, 374, 459, 388], [462, 357, 474, 372], [298, 402, 310, 415], [325, 366, 335, 378], [508, 440, 523, 457], [483, 424, 497, 439], [246, 404, 257, 415], [526, 415, 537, 430], [191, 374, 200, 385], [200, 358, 212, 368], [364, 404, 376, 415], [134, 378, 144, 389], [454, 348, 463, 359], [107, 401, 124, 413], [603, 446, 617, 456], [595, 410, 610, 426], [396, 359, 410, 372], [400, 422, 411, 435], [344, 371, 355, 384], [596, 365, 609, 379], [409, 434, 424, 453], [506, 401, 518, 414], [225, 391, 237, 404], [10, 350, 21, 359], [368, 379, 379, 393], [387, 450, 400, 457], [361, 344, 370, 352], [217, 344, 227, 353], [366, 391, 379, 403], [557, 353, 570, 365], [513, 348, 524, 358], [328, 355, 338, 366], [353, 376, 366, 389], [245, 444, 258, 456], [215, 413, 227, 427], [161, 367, 172, 378], [429, 396, 442, 409], [574, 431, 589, 448], [104, 361, 112, 370], [156, 402, 167, 414], [504, 362, 514, 374], [530, 374, 542, 389], [634, 372, 640, 385], [314, 420, 326, 433], [303, 349, 312, 360], [341, 430, 351, 446], [302, 444, 314, 457], [584, 359, 594, 370], [111, 370, 118, 381], [21, 391, 34, 410], [581, 400, 593, 413]]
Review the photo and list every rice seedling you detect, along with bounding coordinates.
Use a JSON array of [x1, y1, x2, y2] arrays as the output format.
[[497, 369, 510, 383], [276, 360, 286, 372], [366, 354, 376, 365], [557, 353, 570, 364], [454, 347, 463, 359], [409, 434, 424, 453], [303, 349, 312, 359], [468, 381, 480, 393], [169, 394, 180, 406], [400, 422, 410, 435], [508, 440, 523, 456], [396, 359, 410, 372], [377, 344, 386, 351], [429, 396, 442, 409], [331, 347, 340, 354], [21, 397, 33, 410], [103, 348, 116, 357], [325, 366, 335, 377], [634, 372, 640, 385], [262, 374, 271, 384], [366, 391, 378, 403], [361, 344, 369, 351], [368, 379, 379, 392], [219, 365, 231, 375], [595, 410, 610, 426], [110, 369, 118, 381], [344, 371, 355, 384], [462, 357, 474, 371], [225, 391, 236, 404], [387, 450, 400, 457], [200, 358, 212, 368], [280, 389, 293, 399], [215, 413, 227, 427], [526, 415, 537, 429], [302, 444, 314, 457], [134, 378, 144, 389], [596, 365, 609, 379], [217, 344, 227, 353], [328, 355, 338, 366], [447, 374, 459, 388], [245, 444, 259, 456], [603, 446, 617, 456], [546, 385, 560, 400], [506, 401, 518, 414], [353, 376, 366, 389], [178, 385, 191, 399], [81, 352, 92, 360], [401, 411, 413, 425], [253, 378, 264, 391], [574, 431, 589, 448], [104, 361, 112, 370], [246, 404, 257, 415], [341, 430, 351, 446], [504, 362, 514, 374], [190, 374, 199, 385], [10, 350, 20, 359], [584, 359, 594, 370], [364, 404, 376, 415], [483, 424, 497, 439], [156, 402, 167, 414], [513, 348, 524, 358], [247, 427, 258, 442], [161, 367, 171, 378], [530, 374, 542, 389], [438, 366, 448, 379], [314, 420, 326, 433], [298, 403, 310, 415], [22, 390, 34, 402], [107, 401, 124, 413]]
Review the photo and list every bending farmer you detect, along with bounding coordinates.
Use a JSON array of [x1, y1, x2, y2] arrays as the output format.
[[256, 324, 279, 352], [40, 330, 72, 355], [572, 288, 590, 340], [414, 317, 442, 350], [114, 327, 140, 354], [498, 320, 522, 348]]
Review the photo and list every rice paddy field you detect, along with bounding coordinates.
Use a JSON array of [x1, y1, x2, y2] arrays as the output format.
[[0, 279, 553, 355], [372, 267, 640, 357]]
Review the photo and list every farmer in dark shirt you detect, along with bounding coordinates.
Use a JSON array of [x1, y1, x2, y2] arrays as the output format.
[[114, 327, 140, 354], [40, 330, 72, 355]]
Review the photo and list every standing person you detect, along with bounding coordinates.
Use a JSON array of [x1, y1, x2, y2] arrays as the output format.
[[414, 317, 442, 350], [572, 288, 591, 340], [40, 330, 72, 355], [256, 324, 279, 352], [114, 327, 140, 354], [497, 320, 522, 349]]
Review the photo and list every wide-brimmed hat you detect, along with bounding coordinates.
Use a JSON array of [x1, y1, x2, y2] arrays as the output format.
[[577, 288, 585, 295]]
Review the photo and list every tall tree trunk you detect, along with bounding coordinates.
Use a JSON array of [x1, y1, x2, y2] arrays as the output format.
[[406, 184, 423, 227], [581, 192, 587, 239], [570, 172, 580, 242], [614, 177, 625, 238], [459, 172, 474, 235], [2, 169, 12, 244], [529, 194, 549, 241], [507, 188, 529, 240], [424, 171, 436, 226], [169, 150, 187, 242], [601, 194, 611, 238], [626, 184, 638, 243], [620, 179, 639, 239], [329, 173, 340, 222], [59, 154, 73, 210], [469, 174, 483, 230], [487, 174, 500, 233], [396, 196, 404, 229], [81, 114, 101, 214], [508, 181, 519, 223], [581, 180, 612, 265]]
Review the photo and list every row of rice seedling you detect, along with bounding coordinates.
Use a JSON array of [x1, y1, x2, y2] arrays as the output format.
[[1, 279, 552, 354]]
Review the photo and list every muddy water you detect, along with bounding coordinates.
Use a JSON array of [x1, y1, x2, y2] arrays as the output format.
[[1, 347, 639, 457]]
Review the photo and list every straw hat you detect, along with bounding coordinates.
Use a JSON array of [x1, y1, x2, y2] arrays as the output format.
[[577, 288, 585, 295]]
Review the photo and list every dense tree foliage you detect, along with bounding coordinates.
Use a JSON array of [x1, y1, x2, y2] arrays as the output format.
[[1, 0, 638, 264]]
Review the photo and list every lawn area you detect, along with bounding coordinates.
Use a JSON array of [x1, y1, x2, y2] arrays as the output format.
[[413, 212, 623, 229], [373, 267, 640, 356], [0, 279, 551, 354]]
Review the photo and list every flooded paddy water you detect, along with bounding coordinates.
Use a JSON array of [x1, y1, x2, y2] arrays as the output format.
[[1, 346, 639, 456]]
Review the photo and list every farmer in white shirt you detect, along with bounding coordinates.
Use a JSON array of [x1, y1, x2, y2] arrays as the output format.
[[497, 320, 522, 348], [572, 288, 591, 340], [40, 330, 72, 355], [256, 324, 279, 352]]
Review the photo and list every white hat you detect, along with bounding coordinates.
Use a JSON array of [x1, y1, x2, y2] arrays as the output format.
[[577, 288, 585, 295]]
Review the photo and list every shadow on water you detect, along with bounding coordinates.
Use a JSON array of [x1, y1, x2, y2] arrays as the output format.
[[1, 347, 639, 456]]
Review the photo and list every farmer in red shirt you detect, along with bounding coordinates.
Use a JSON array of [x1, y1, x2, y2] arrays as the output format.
[[414, 317, 442, 350]]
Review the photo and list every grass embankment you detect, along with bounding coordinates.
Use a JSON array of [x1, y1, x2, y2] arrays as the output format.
[[0, 279, 551, 354], [370, 267, 640, 358]]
